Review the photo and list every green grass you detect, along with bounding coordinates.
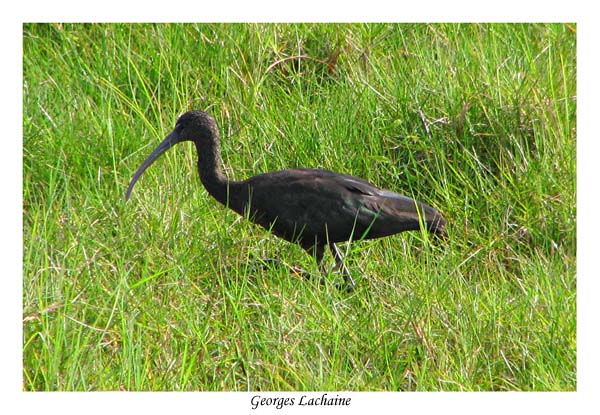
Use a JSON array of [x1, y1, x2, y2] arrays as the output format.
[[22, 23, 576, 391]]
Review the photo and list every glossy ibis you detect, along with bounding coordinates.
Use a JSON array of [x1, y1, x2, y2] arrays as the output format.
[[126, 110, 447, 290]]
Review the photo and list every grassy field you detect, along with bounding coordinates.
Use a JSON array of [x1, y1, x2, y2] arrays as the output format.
[[22, 23, 576, 391]]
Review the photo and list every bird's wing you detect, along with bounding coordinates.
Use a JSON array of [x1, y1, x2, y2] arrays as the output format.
[[242, 168, 445, 242], [332, 174, 443, 238]]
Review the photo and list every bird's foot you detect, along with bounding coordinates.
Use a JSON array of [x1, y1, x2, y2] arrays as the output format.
[[291, 267, 354, 292], [252, 258, 354, 292], [333, 280, 355, 293], [254, 260, 318, 283]]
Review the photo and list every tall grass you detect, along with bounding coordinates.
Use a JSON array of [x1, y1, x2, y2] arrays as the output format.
[[23, 23, 576, 391]]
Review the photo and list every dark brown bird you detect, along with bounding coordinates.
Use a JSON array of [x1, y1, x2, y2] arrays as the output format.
[[126, 110, 447, 290]]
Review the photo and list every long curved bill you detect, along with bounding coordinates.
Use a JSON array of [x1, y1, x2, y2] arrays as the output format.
[[125, 130, 179, 200]]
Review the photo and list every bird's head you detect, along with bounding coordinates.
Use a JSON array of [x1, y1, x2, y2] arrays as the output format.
[[125, 110, 218, 200], [173, 110, 219, 144]]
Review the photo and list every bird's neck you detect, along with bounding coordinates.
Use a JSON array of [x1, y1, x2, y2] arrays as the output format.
[[195, 140, 244, 212]]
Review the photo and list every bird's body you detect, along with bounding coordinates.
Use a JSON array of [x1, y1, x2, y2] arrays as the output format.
[[218, 168, 444, 259], [126, 110, 446, 289]]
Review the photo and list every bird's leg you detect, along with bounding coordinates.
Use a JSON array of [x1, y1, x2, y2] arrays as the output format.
[[293, 243, 327, 286], [299, 243, 355, 292], [330, 243, 355, 292], [312, 243, 329, 286]]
